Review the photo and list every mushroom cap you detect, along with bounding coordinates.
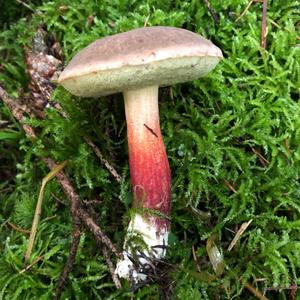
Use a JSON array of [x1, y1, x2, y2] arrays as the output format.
[[58, 26, 222, 97]]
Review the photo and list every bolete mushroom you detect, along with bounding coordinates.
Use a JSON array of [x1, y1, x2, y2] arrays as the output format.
[[58, 26, 222, 283]]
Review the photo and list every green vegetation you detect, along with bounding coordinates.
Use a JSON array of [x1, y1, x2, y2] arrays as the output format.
[[0, 0, 299, 299]]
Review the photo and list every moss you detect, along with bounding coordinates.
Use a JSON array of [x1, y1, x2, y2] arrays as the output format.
[[0, 0, 299, 299]]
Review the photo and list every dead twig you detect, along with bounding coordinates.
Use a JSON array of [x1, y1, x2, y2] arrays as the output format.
[[244, 281, 270, 300], [54, 226, 81, 300], [15, 0, 36, 12], [84, 137, 122, 183], [192, 245, 201, 272], [100, 243, 122, 289], [6, 221, 31, 235], [251, 147, 269, 166], [143, 15, 150, 27], [264, 284, 300, 292], [78, 208, 122, 259], [0, 86, 36, 138], [228, 219, 253, 251], [19, 256, 44, 274], [44, 158, 121, 258], [261, 0, 268, 49], [203, 0, 219, 24], [224, 179, 238, 194], [235, 0, 254, 22]]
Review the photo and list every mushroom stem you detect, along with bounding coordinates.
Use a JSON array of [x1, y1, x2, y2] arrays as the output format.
[[116, 85, 171, 282]]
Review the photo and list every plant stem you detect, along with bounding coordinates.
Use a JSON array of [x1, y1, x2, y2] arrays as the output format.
[[124, 85, 171, 231]]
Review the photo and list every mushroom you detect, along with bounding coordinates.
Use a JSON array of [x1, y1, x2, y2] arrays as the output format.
[[58, 26, 222, 283]]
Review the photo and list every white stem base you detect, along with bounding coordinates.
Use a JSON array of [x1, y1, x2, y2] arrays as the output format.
[[115, 214, 169, 283]]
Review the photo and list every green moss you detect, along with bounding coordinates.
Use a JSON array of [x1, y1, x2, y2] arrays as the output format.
[[0, 0, 299, 299]]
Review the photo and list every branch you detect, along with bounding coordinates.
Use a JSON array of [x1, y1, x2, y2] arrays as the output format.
[[54, 226, 81, 300], [261, 0, 268, 49], [84, 137, 122, 183], [78, 208, 122, 259], [203, 0, 219, 24], [100, 243, 122, 289]]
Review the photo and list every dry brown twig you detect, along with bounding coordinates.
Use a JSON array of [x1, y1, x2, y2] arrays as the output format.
[[98, 242, 122, 289], [191, 245, 201, 272], [261, 0, 268, 49], [235, 0, 255, 23], [235, 0, 269, 50], [223, 179, 238, 194], [244, 281, 270, 300], [251, 147, 269, 167], [19, 255, 45, 274], [84, 137, 122, 183], [54, 227, 81, 300], [203, 0, 219, 24], [228, 219, 253, 251], [6, 221, 31, 235]]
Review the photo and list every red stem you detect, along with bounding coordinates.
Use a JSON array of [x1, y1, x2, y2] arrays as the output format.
[[124, 86, 171, 231]]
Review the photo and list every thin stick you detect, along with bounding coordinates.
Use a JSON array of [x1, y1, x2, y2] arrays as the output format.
[[19, 255, 44, 274], [43, 158, 121, 259], [261, 0, 268, 49], [224, 179, 237, 194], [251, 147, 269, 166], [235, 0, 254, 23], [143, 15, 150, 27], [6, 221, 31, 235], [203, 0, 219, 24], [84, 137, 122, 183], [15, 0, 35, 12], [25, 161, 68, 263], [192, 245, 201, 272], [54, 226, 81, 300], [101, 244, 122, 289], [0, 86, 36, 138], [78, 208, 122, 259], [228, 219, 253, 251], [244, 282, 270, 300]]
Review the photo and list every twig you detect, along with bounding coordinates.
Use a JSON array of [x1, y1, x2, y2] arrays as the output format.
[[0, 86, 36, 138], [228, 219, 253, 251], [251, 147, 269, 166], [19, 255, 44, 274], [224, 179, 237, 193], [244, 281, 270, 300], [44, 158, 121, 258], [100, 243, 122, 289], [203, 0, 219, 24], [78, 208, 122, 259], [264, 284, 300, 292], [15, 0, 35, 12], [192, 245, 201, 272], [284, 138, 291, 155], [6, 221, 31, 235], [235, 0, 254, 23], [269, 19, 281, 29], [84, 137, 122, 183], [261, 0, 268, 49], [54, 226, 81, 300], [143, 15, 150, 27]]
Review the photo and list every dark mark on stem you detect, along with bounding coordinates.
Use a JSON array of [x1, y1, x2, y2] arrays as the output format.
[[143, 123, 158, 138]]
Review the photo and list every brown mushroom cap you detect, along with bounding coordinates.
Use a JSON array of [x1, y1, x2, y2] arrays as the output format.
[[58, 26, 223, 97]]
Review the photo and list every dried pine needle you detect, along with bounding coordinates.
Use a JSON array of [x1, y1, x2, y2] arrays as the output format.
[[24, 161, 68, 264], [228, 219, 253, 251]]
